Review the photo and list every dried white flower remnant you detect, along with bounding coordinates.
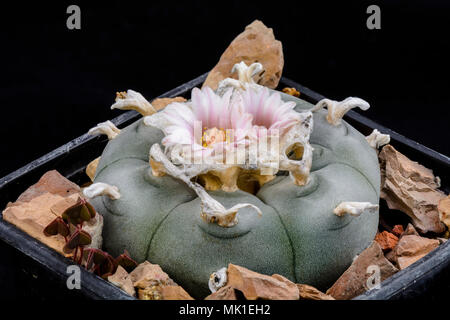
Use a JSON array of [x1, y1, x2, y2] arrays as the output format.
[[312, 97, 370, 126], [111, 89, 156, 116], [209, 267, 228, 293], [278, 114, 314, 186], [366, 129, 390, 149], [333, 202, 379, 217], [83, 182, 121, 200], [231, 61, 264, 84], [88, 120, 121, 140], [149, 144, 262, 228], [216, 62, 264, 95]]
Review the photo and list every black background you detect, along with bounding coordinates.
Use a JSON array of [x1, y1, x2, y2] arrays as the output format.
[[0, 0, 449, 178]]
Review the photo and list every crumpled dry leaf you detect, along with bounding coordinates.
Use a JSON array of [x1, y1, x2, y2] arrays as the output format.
[[379, 145, 446, 234], [203, 20, 283, 90]]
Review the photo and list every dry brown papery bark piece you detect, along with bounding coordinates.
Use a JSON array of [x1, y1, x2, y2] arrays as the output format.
[[205, 286, 238, 300], [438, 195, 450, 230], [375, 231, 399, 251], [225, 264, 299, 300], [129, 261, 194, 300], [2, 171, 86, 257], [379, 144, 446, 234], [108, 265, 136, 297], [150, 96, 187, 111], [326, 241, 398, 300], [392, 234, 440, 270], [297, 284, 334, 300], [202, 20, 283, 90]]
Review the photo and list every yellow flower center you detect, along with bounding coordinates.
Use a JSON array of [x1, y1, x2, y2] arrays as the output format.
[[202, 127, 227, 147]]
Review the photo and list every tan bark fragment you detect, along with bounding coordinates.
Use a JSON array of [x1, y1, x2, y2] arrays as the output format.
[[3, 193, 72, 256], [108, 265, 136, 297], [86, 157, 100, 182], [130, 261, 174, 289], [438, 195, 450, 230], [326, 241, 398, 300], [2, 171, 84, 257], [282, 87, 300, 97], [403, 223, 419, 237], [393, 235, 440, 270], [392, 225, 404, 237], [150, 97, 187, 111], [296, 284, 335, 300], [13, 170, 80, 203], [205, 286, 238, 300], [203, 20, 283, 91], [160, 285, 194, 300], [130, 261, 193, 300], [226, 264, 299, 300], [379, 145, 446, 234], [375, 231, 399, 251]]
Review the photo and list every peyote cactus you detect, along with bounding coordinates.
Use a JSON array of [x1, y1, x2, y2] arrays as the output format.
[[86, 62, 380, 298]]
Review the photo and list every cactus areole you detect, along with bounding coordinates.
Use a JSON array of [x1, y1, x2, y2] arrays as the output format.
[[88, 63, 380, 298]]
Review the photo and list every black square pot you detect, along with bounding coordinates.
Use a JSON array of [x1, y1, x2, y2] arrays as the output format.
[[0, 74, 449, 300]]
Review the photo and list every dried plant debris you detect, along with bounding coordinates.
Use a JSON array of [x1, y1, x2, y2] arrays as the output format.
[[205, 264, 333, 300], [111, 90, 156, 116], [391, 224, 404, 237], [379, 145, 446, 234], [83, 182, 121, 200], [150, 96, 187, 111], [326, 241, 398, 300], [203, 20, 283, 90], [403, 223, 420, 237], [296, 284, 334, 300], [376, 223, 441, 271], [3, 193, 74, 256], [210, 263, 300, 300], [282, 87, 300, 97], [12, 170, 80, 202], [2, 171, 92, 257], [391, 235, 440, 270], [205, 286, 239, 300], [375, 231, 399, 251], [312, 97, 370, 126], [88, 120, 121, 140], [333, 201, 379, 217], [86, 157, 100, 182], [208, 267, 227, 293], [129, 261, 193, 300], [438, 195, 450, 230], [108, 266, 136, 297], [366, 129, 390, 150]]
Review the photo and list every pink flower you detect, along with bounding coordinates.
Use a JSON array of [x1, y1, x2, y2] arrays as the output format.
[[151, 87, 253, 159], [240, 87, 299, 138]]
